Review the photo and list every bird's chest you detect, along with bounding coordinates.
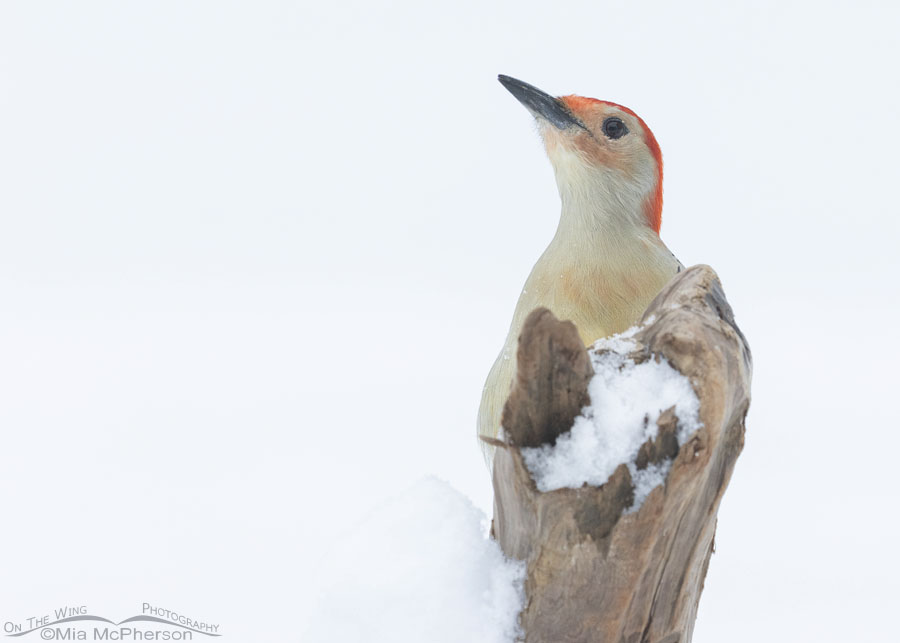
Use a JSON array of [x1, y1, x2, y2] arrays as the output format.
[[519, 258, 666, 345]]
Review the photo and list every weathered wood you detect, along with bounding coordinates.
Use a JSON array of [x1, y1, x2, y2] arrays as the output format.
[[491, 265, 752, 643], [501, 308, 594, 449]]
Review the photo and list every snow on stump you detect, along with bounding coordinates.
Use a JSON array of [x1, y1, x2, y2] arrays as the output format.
[[489, 265, 752, 643]]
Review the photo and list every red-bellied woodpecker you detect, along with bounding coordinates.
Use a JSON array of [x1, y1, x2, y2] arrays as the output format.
[[478, 75, 682, 467]]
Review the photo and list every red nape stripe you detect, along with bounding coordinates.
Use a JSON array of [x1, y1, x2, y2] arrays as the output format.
[[563, 96, 664, 234]]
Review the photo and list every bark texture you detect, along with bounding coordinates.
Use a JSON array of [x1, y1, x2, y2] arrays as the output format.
[[491, 265, 752, 643]]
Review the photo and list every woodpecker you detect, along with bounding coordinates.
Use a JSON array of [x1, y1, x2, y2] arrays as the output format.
[[478, 75, 682, 467]]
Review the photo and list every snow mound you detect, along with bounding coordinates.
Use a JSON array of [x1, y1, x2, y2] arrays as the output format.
[[303, 477, 525, 643], [521, 324, 702, 510]]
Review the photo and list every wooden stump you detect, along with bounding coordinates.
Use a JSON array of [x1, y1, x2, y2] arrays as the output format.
[[490, 265, 752, 643]]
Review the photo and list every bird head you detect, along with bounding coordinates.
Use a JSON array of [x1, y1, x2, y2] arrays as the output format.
[[498, 75, 663, 234]]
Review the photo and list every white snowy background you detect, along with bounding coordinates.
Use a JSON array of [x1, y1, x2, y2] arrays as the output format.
[[1, 1, 898, 641]]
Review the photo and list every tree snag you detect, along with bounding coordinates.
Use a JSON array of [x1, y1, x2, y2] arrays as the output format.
[[490, 265, 752, 643]]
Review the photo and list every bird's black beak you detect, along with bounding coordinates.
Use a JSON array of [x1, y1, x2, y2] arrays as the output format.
[[498, 75, 586, 131]]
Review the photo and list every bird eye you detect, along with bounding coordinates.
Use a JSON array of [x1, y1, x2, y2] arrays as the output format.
[[602, 117, 628, 140]]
